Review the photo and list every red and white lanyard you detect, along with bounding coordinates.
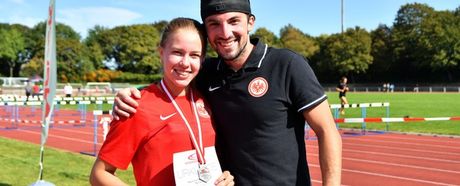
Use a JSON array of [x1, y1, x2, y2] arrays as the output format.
[[160, 80, 206, 165]]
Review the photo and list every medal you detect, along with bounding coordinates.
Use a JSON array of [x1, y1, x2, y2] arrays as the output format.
[[161, 80, 211, 182], [198, 164, 211, 183]]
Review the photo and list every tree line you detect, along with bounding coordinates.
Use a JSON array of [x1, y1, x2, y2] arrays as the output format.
[[0, 3, 459, 84]]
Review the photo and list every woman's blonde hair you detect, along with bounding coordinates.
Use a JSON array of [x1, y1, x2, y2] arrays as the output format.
[[159, 17, 207, 56]]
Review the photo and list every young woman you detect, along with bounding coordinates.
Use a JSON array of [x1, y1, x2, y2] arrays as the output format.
[[90, 17, 234, 186]]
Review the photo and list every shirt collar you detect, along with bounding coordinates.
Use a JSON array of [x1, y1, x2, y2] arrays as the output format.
[[216, 38, 268, 71]]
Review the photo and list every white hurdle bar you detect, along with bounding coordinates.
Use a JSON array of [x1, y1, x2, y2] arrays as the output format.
[[329, 102, 391, 132]]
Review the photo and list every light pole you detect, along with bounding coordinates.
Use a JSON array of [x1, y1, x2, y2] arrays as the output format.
[[341, 0, 344, 34]]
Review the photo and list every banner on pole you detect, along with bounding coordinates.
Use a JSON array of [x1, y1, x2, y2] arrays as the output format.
[[35, 0, 56, 184], [42, 0, 57, 146]]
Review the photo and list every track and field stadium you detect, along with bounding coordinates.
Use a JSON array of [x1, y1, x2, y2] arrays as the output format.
[[0, 92, 459, 185]]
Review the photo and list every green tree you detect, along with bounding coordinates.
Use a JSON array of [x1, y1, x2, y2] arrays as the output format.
[[153, 20, 168, 33], [422, 10, 460, 81], [251, 27, 281, 48], [369, 24, 394, 81], [99, 24, 161, 74], [280, 24, 319, 58], [311, 34, 334, 82], [0, 28, 25, 77], [391, 3, 436, 81], [20, 22, 91, 82], [84, 25, 107, 70], [320, 27, 373, 77]]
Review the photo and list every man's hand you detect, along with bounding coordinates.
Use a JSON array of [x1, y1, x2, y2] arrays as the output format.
[[112, 87, 141, 120]]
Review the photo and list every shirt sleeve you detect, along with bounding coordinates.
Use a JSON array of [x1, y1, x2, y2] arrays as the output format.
[[286, 53, 327, 112], [97, 112, 150, 170]]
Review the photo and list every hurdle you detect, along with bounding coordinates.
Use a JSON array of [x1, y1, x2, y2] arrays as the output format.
[[0, 96, 114, 129], [80, 110, 112, 156], [1, 101, 21, 129], [330, 102, 390, 134], [334, 116, 460, 123]]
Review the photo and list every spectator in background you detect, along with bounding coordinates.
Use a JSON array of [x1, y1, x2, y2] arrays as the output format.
[[64, 83, 73, 97], [25, 82, 33, 99], [32, 83, 40, 98], [414, 84, 420, 92], [77, 85, 82, 96], [99, 116, 112, 141]]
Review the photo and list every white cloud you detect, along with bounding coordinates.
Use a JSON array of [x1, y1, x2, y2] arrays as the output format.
[[9, 16, 43, 28], [58, 7, 142, 38], [6, 0, 24, 4]]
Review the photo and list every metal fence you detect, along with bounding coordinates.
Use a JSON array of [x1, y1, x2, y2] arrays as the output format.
[[324, 84, 460, 93]]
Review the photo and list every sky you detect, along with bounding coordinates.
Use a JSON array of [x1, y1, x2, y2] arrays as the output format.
[[0, 0, 459, 39]]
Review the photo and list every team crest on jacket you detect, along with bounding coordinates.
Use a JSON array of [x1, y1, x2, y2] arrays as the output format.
[[248, 77, 268, 97], [195, 99, 210, 118]]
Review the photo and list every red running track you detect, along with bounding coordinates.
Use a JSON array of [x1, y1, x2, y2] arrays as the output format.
[[1, 122, 460, 185], [307, 131, 460, 186]]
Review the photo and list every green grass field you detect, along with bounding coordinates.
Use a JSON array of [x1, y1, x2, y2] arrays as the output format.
[[0, 92, 459, 185], [58, 102, 114, 112], [0, 137, 136, 186], [326, 92, 460, 136]]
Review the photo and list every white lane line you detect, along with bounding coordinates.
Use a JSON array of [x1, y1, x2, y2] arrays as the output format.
[[52, 127, 101, 136], [342, 141, 460, 156], [308, 145, 460, 164], [344, 148, 460, 164], [309, 152, 460, 174], [345, 138, 460, 150], [343, 156, 460, 174], [20, 126, 105, 137], [366, 135, 460, 145], [309, 164, 458, 186], [17, 129, 103, 145]]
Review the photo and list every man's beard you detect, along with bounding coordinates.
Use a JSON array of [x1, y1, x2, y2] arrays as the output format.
[[218, 37, 248, 62]]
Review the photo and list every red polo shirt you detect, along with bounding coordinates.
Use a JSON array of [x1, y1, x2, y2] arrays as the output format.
[[98, 84, 215, 186]]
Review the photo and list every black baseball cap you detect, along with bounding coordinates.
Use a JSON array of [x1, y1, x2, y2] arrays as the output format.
[[201, 0, 252, 21]]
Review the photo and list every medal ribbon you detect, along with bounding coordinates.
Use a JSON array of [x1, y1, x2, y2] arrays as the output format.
[[161, 80, 206, 165]]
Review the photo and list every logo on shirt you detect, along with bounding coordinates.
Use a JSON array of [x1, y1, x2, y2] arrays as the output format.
[[208, 86, 221, 92], [195, 99, 210, 118], [160, 113, 176, 121], [248, 77, 268, 97]]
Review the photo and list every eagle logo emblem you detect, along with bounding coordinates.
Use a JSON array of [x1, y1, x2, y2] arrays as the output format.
[[248, 77, 268, 97], [195, 99, 210, 118]]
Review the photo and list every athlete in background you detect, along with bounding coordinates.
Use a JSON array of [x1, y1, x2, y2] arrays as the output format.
[[336, 76, 349, 115]]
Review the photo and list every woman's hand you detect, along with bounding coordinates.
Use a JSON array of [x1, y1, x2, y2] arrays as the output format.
[[214, 171, 234, 186]]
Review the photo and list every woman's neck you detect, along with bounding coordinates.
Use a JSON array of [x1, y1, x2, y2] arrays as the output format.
[[161, 79, 187, 97]]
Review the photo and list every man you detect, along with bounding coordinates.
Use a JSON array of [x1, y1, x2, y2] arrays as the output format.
[[64, 83, 73, 97], [25, 82, 33, 99], [113, 0, 342, 185], [336, 77, 349, 115]]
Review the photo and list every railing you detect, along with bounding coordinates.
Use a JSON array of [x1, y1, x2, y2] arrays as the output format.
[[324, 85, 460, 93]]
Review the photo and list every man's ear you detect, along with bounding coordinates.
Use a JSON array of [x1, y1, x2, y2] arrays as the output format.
[[247, 15, 255, 32]]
